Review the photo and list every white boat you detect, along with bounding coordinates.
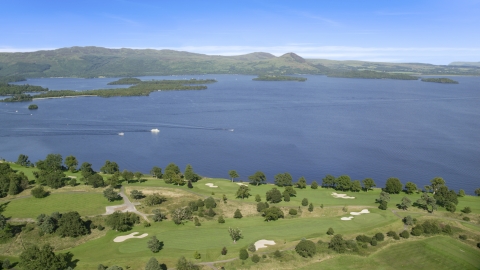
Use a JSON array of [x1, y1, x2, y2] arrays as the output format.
[[118, 132, 124, 136], [151, 128, 160, 133]]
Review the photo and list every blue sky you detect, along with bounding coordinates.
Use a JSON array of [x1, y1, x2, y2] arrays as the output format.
[[1, 0, 479, 64]]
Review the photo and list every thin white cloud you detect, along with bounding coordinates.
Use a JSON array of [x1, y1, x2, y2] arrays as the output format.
[[294, 11, 340, 27], [103, 14, 141, 26]]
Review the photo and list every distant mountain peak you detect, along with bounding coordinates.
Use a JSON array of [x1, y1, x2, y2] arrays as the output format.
[[280, 52, 306, 63]]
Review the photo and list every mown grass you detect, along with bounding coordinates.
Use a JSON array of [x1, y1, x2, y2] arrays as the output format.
[[1, 192, 121, 218], [299, 236, 480, 270]]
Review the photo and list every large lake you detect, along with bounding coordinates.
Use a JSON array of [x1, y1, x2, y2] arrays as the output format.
[[2, 75, 479, 193]]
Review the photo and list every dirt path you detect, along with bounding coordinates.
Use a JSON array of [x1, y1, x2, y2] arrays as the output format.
[[391, 209, 409, 232]]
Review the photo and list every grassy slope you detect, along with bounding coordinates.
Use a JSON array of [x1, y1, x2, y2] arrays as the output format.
[[301, 236, 480, 270]]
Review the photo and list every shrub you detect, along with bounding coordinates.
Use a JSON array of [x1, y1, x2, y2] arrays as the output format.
[[311, 181, 318, 189], [443, 224, 452, 234], [295, 239, 316, 257], [204, 197, 216, 209], [403, 215, 414, 226], [262, 206, 284, 221], [234, 209, 243, 219], [262, 254, 266, 259], [370, 238, 377, 246], [289, 209, 297, 215], [308, 203, 314, 212], [327, 227, 334, 235], [422, 220, 441, 234], [218, 215, 225, 223], [329, 234, 346, 253], [301, 198, 308, 206], [400, 230, 410, 239], [477, 243, 480, 249], [320, 204, 324, 209], [283, 192, 290, 202], [194, 251, 201, 259], [461, 206, 472, 214], [248, 243, 256, 252], [459, 235, 467, 240], [221, 247, 227, 255], [144, 193, 167, 206], [152, 209, 167, 222], [31, 186, 48, 198], [97, 225, 104, 231], [239, 249, 249, 260], [68, 178, 76, 187], [257, 202, 267, 212], [274, 250, 282, 258], [387, 231, 400, 240], [194, 217, 201, 226], [375, 232, 385, 241], [356, 235, 370, 243], [206, 207, 216, 217], [143, 221, 151, 227], [2, 259, 10, 269], [463, 216, 470, 221], [411, 225, 423, 236], [251, 254, 260, 263], [378, 201, 388, 210], [255, 194, 261, 202]]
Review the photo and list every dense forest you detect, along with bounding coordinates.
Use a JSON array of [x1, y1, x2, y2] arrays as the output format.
[[421, 78, 459, 84]]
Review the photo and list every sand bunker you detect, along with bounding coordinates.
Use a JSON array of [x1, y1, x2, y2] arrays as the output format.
[[254, 239, 276, 249], [341, 216, 354, 221], [205, 183, 218, 188], [350, 209, 370, 215], [113, 232, 148, 242], [331, 192, 355, 199], [236, 183, 248, 186]]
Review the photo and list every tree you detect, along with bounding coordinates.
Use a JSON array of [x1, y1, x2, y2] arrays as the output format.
[[16, 154, 31, 167], [434, 186, 458, 208], [130, 190, 144, 200], [105, 212, 139, 231], [308, 203, 314, 212], [400, 230, 410, 239], [145, 193, 167, 206], [239, 249, 249, 260], [335, 175, 351, 191], [400, 196, 411, 210], [234, 209, 243, 219], [150, 166, 162, 178], [311, 181, 318, 189], [221, 247, 228, 255], [228, 227, 243, 243], [379, 191, 390, 203], [295, 239, 316, 257], [350, 180, 362, 192], [295, 176, 307, 189], [19, 244, 70, 270], [262, 206, 284, 221], [461, 206, 472, 214], [218, 215, 225, 223], [327, 227, 334, 235], [266, 188, 282, 203], [274, 172, 292, 187], [283, 192, 290, 202], [248, 171, 266, 186], [416, 193, 437, 213], [171, 207, 192, 225], [257, 202, 268, 212], [147, 236, 163, 253], [56, 211, 88, 237], [228, 170, 239, 182], [37, 154, 63, 172], [458, 189, 465, 197], [103, 187, 121, 201], [401, 182, 415, 195], [255, 194, 261, 202], [475, 188, 480, 196], [251, 254, 260, 263], [100, 160, 119, 174], [362, 178, 376, 191], [235, 185, 250, 199], [176, 256, 199, 270], [134, 171, 143, 182], [184, 164, 197, 182], [322, 174, 336, 188], [152, 209, 167, 222], [122, 170, 134, 184], [328, 234, 347, 253], [204, 197, 217, 209], [2, 259, 10, 269], [301, 198, 308, 206], [430, 177, 445, 194], [86, 173, 105, 188], [145, 257, 163, 270], [284, 186, 297, 197], [385, 177, 402, 194], [164, 163, 181, 184]]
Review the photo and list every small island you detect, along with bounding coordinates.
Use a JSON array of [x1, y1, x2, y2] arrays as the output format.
[[28, 104, 38, 110], [421, 78, 459, 84], [107, 77, 142, 85], [327, 70, 419, 80], [253, 75, 307, 81]]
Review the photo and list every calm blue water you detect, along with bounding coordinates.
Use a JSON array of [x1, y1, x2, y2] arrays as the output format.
[[2, 75, 479, 193]]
